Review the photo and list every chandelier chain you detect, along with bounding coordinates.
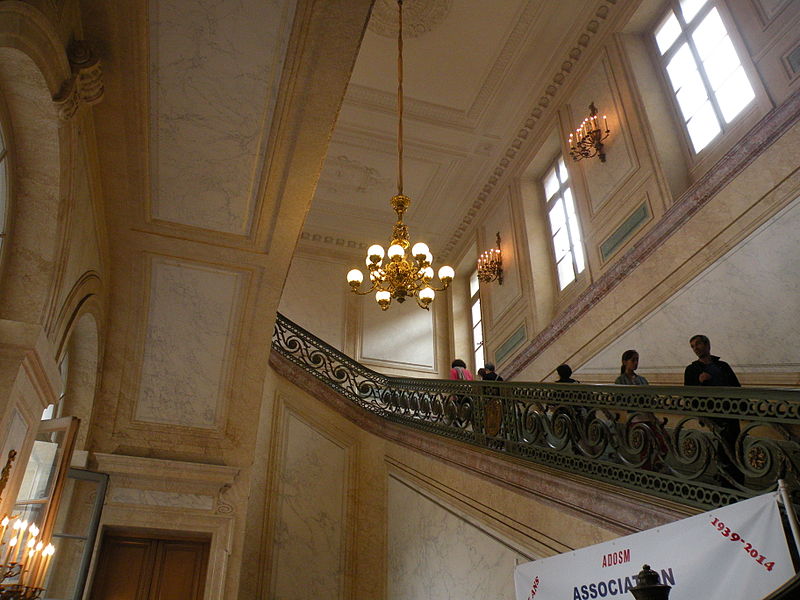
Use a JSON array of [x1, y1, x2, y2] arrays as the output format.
[[397, 0, 404, 196]]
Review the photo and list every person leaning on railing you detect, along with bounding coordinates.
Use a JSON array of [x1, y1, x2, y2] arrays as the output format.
[[614, 350, 668, 469], [684, 334, 743, 484]]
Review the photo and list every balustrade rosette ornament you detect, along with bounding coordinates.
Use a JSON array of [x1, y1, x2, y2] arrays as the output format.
[[272, 313, 800, 509]]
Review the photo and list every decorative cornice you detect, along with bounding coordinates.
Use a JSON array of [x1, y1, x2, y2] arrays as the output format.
[[504, 87, 800, 379], [53, 40, 104, 121], [441, 0, 619, 258], [269, 350, 692, 535]]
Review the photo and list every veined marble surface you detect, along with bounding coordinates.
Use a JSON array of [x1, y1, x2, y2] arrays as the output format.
[[149, 0, 295, 234], [581, 195, 800, 377], [135, 257, 243, 428], [387, 475, 524, 600], [271, 411, 349, 599], [109, 487, 214, 511]]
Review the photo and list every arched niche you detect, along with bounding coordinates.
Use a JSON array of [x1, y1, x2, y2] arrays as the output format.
[[0, 3, 72, 326], [59, 310, 99, 451], [52, 270, 104, 451]]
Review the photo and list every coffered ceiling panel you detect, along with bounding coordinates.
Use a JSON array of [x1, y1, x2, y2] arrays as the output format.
[[148, 0, 296, 235]]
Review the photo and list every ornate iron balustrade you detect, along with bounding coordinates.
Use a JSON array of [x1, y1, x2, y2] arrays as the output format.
[[272, 313, 800, 509]]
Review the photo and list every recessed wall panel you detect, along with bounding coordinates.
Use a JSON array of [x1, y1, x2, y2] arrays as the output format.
[[135, 258, 243, 428], [360, 301, 436, 371], [272, 411, 350, 599]]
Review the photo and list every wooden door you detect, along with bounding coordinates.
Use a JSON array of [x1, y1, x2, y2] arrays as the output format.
[[89, 534, 209, 600]]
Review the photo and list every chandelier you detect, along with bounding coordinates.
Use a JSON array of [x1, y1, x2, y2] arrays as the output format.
[[346, 0, 454, 311]]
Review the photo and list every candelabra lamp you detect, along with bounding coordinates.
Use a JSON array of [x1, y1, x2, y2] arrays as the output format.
[[568, 102, 610, 162], [477, 232, 503, 285], [0, 452, 56, 600]]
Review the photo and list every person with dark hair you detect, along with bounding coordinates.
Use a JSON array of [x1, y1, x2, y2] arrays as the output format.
[[481, 362, 503, 381], [555, 364, 578, 383], [615, 350, 649, 385], [684, 334, 742, 484], [684, 335, 740, 387], [449, 359, 473, 381]]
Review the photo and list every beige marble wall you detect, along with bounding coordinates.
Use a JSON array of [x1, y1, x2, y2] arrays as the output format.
[[387, 473, 526, 600], [257, 370, 631, 600]]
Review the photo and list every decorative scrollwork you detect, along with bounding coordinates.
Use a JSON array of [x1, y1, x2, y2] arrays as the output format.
[[272, 313, 800, 510]]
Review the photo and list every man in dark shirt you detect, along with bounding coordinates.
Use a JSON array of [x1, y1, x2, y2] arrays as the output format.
[[684, 334, 740, 387], [481, 362, 503, 381], [684, 334, 742, 483]]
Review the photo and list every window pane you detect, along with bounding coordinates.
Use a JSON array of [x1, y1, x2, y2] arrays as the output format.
[[552, 227, 571, 260], [655, 11, 681, 54], [548, 201, 566, 234], [556, 157, 568, 183], [686, 99, 721, 152], [469, 270, 479, 297], [716, 66, 755, 122], [680, 0, 707, 22], [473, 323, 483, 348], [474, 346, 484, 372], [699, 35, 739, 90], [17, 437, 62, 501], [471, 299, 481, 328], [543, 167, 559, 199], [692, 9, 726, 59], [666, 44, 699, 91], [674, 70, 709, 120], [556, 257, 575, 290]]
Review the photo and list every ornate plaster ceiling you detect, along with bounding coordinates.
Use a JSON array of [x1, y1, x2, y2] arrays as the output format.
[[301, 0, 599, 260]]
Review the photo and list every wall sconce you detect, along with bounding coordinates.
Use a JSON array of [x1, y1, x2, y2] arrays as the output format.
[[477, 232, 503, 285], [568, 102, 610, 162]]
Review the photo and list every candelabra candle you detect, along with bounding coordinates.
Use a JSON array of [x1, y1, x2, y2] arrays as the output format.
[[4, 535, 16, 566]]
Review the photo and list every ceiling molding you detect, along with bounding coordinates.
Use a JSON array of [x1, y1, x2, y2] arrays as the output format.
[[440, 0, 621, 260]]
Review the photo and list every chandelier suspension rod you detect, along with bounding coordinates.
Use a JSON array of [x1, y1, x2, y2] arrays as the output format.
[[396, 0, 404, 197]]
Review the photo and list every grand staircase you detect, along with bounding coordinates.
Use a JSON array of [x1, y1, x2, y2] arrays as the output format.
[[271, 313, 800, 511]]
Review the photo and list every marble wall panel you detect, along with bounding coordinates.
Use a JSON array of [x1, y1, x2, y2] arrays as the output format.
[[567, 53, 635, 214], [581, 195, 800, 378], [387, 474, 526, 600], [271, 411, 350, 599], [135, 257, 244, 428], [278, 255, 348, 350], [482, 189, 523, 327], [148, 0, 295, 234], [360, 299, 436, 371]]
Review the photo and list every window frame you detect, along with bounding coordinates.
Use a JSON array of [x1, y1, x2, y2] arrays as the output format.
[[651, 0, 769, 165], [542, 155, 585, 293], [468, 269, 484, 371]]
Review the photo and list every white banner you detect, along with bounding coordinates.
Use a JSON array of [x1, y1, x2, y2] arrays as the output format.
[[515, 492, 795, 600]]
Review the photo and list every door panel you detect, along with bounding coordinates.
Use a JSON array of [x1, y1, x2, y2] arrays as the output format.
[[89, 534, 208, 600], [89, 537, 154, 600]]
